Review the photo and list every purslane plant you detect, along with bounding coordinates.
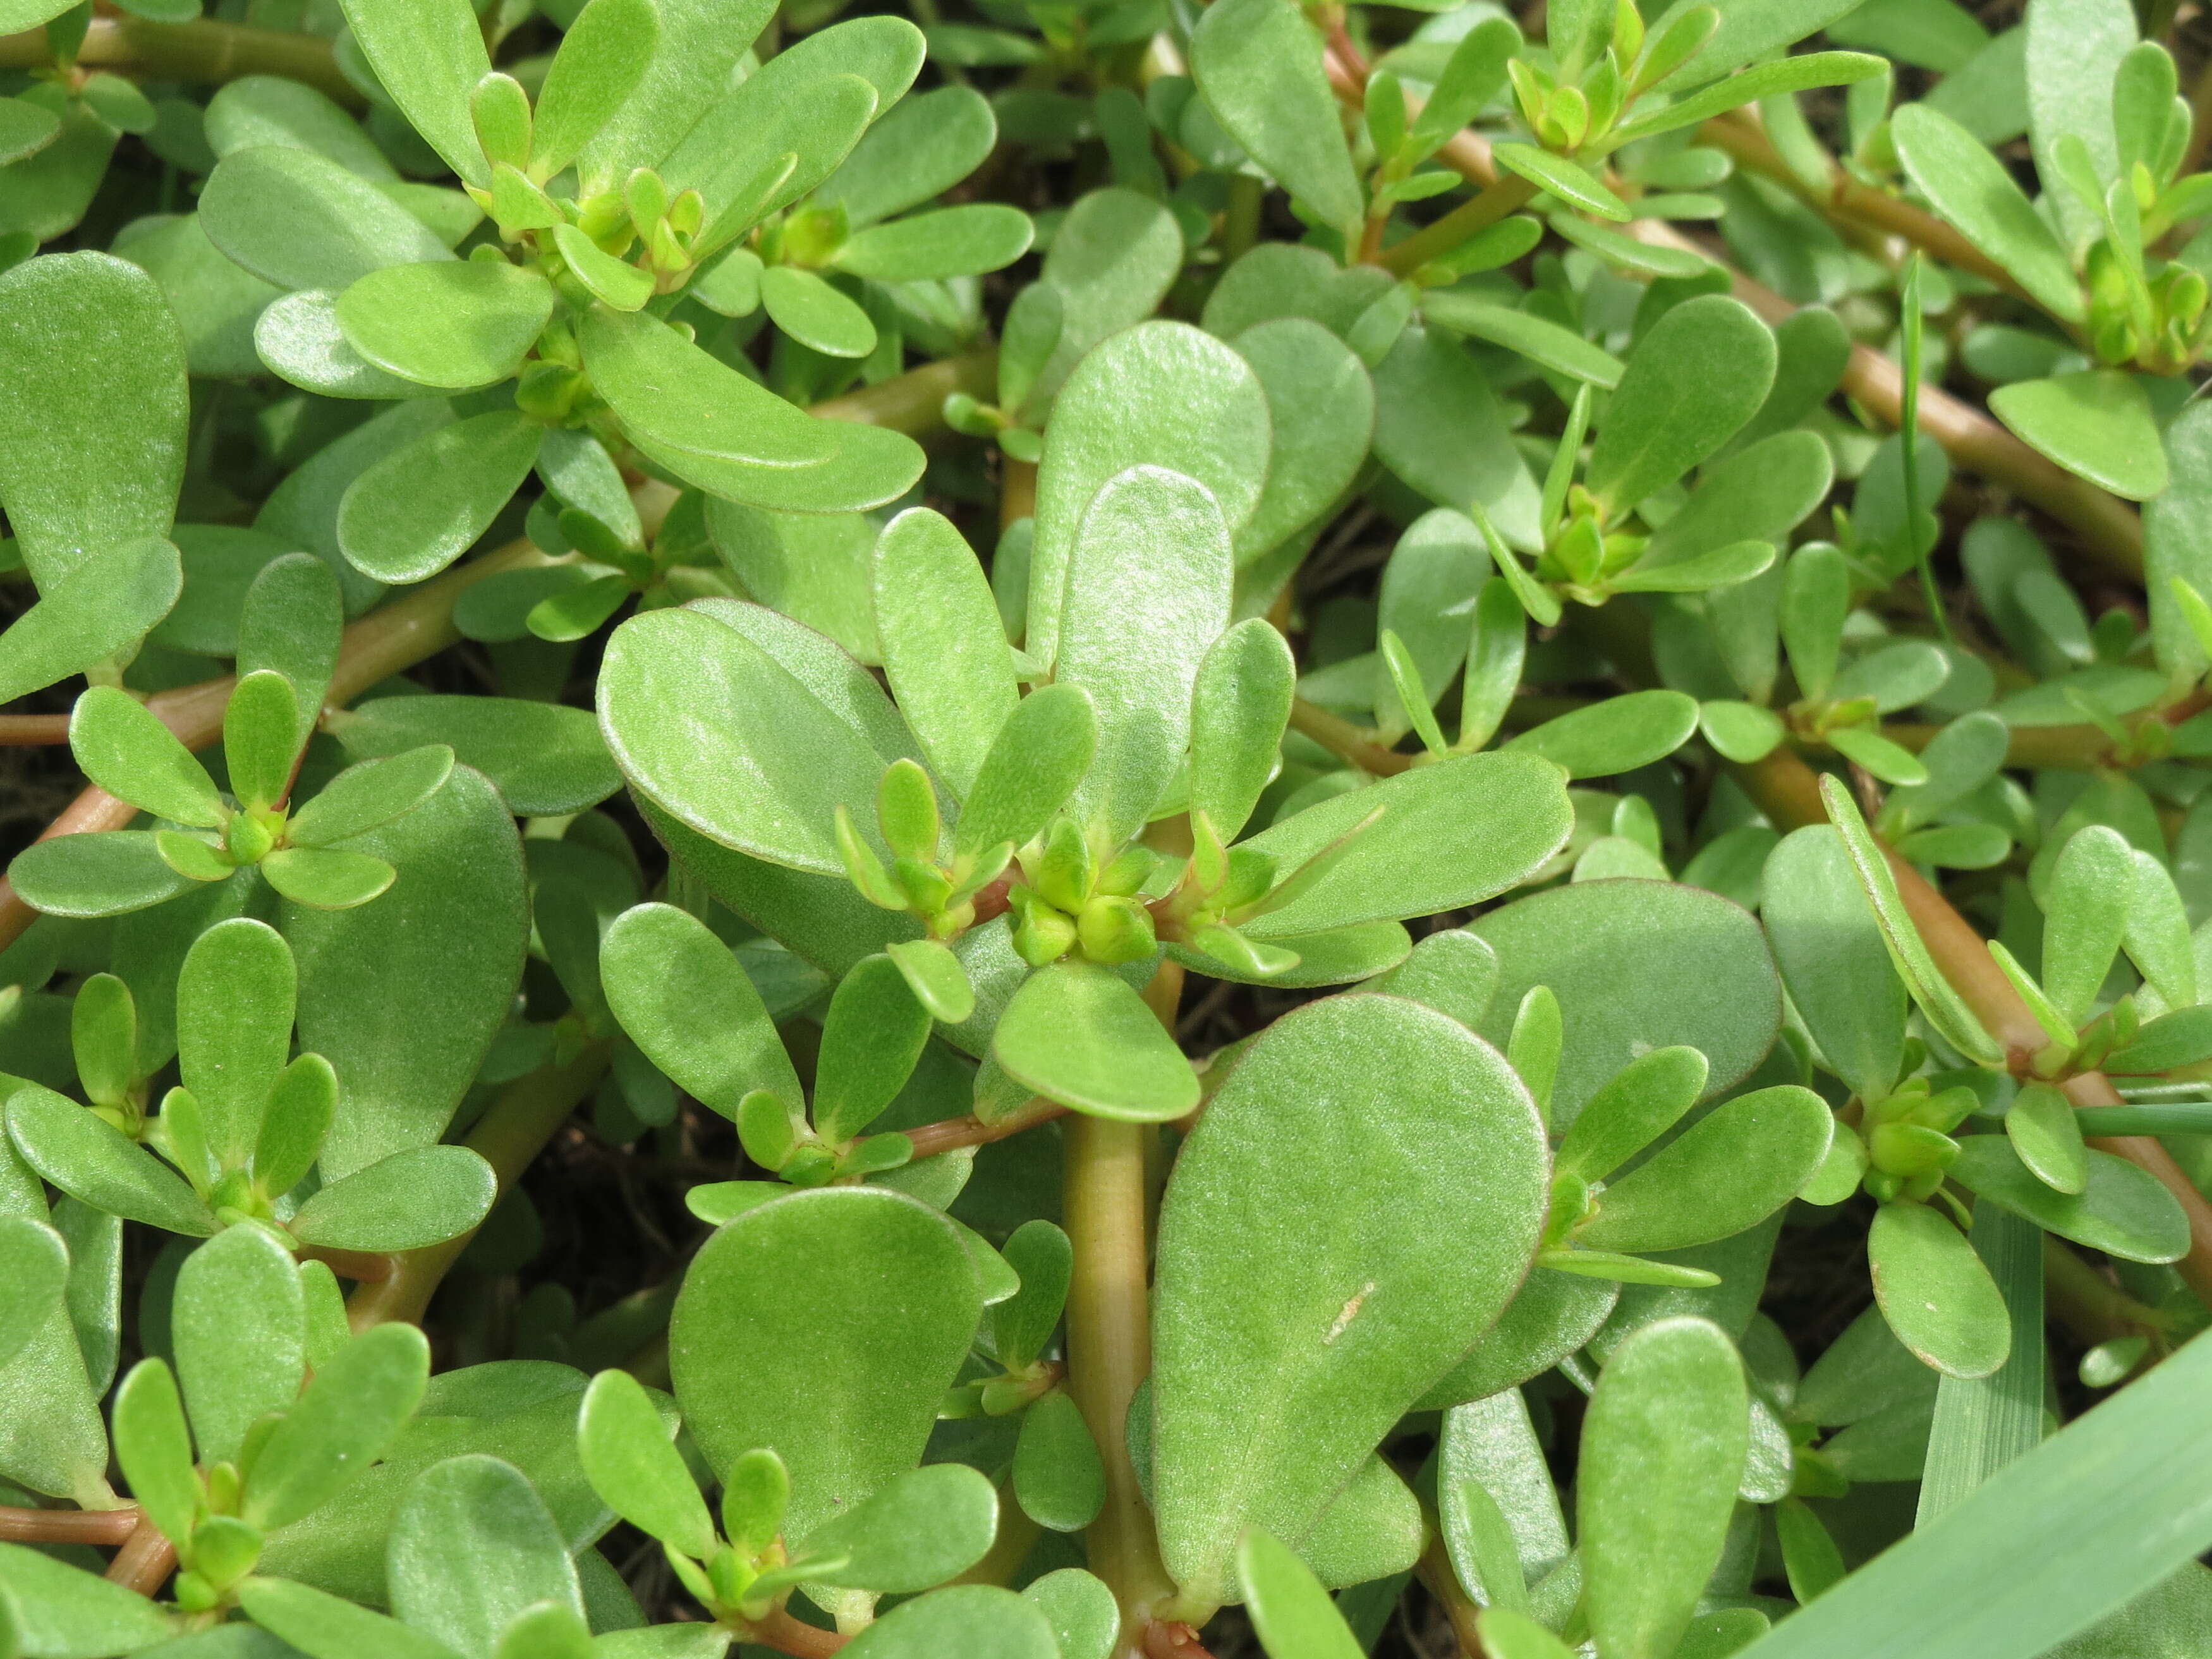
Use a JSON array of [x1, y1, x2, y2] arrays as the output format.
[[8, 0, 2212, 1656]]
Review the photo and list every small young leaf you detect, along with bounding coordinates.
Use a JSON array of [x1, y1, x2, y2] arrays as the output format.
[[173, 1220, 305, 1465], [1237, 1527, 1364, 1658], [69, 685, 222, 829], [578, 1367, 717, 1562], [531, 0, 659, 177], [872, 509, 1019, 800], [993, 964, 1198, 1123], [600, 902, 803, 1119], [1869, 1202, 2010, 1380], [1950, 1138, 2189, 1265], [1555, 1047, 1708, 1182], [1587, 295, 1776, 514], [6, 1084, 216, 1234], [288, 1145, 496, 1251], [241, 1320, 430, 1529], [112, 1357, 198, 1546], [814, 953, 933, 1143], [2005, 1082, 2087, 1196], [1189, 618, 1296, 842], [224, 669, 304, 812]]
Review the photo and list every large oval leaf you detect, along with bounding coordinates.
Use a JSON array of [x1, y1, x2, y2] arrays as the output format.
[[1579, 1316, 1749, 1659], [1470, 879, 1782, 1127], [599, 605, 897, 875], [1237, 753, 1574, 939], [1024, 321, 1270, 669], [669, 1186, 982, 1542], [1152, 994, 1548, 1608], [283, 765, 528, 1177], [0, 252, 187, 588]]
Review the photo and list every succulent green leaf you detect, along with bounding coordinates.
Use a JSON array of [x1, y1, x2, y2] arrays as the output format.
[[334, 261, 555, 389], [242, 1321, 430, 1529], [1576, 1085, 1834, 1252], [1055, 465, 1233, 842], [601, 902, 800, 1120], [6, 1084, 216, 1234], [1025, 322, 1270, 670], [1762, 827, 1907, 1102], [289, 1145, 495, 1251], [389, 1453, 583, 1656], [335, 0, 493, 186], [531, 0, 659, 178], [993, 964, 1196, 1122], [817, 84, 997, 228], [954, 684, 1098, 860], [0, 1543, 176, 1656], [1816, 775, 2005, 1066], [0, 252, 188, 588], [1988, 372, 2168, 502], [0, 1216, 68, 1375], [814, 954, 933, 1143], [0, 535, 183, 708], [1950, 1138, 2188, 1264], [336, 410, 544, 585], [1578, 1316, 1749, 1659], [241, 1576, 466, 1659], [669, 1187, 981, 1543], [201, 148, 454, 293], [803, 1461, 1000, 1588], [1153, 994, 1547, 1607], [835, 204, 1035, 282], [1556, 1047, 1708, 1183], [580, 306, 921, 513], [839, 1585, 1059, 1659], [174, 1220, 305, 1465], [70, 686, 223, 829], [1189, 0, 1363, 234], [1868, 1202, 2010, 1380], [1237, 1528, 1364, 1658], [8, 830, 200, 919], [1239, 753, 1571, 939], [284, 765, 526, 1177], [1587, 295, 1776, 515], [578, 1368, 717, 1562], [1507, 690, 1699, 779], [1472, 878, 1783, 1125], [1892, 104, 2084, 323], [1230, 319, 1377, 566], [872, 509, 1019, 799]]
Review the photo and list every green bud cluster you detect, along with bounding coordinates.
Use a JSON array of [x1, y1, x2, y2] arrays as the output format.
[[1007, 818, 1159, 968], [1860, 1079, 1977, 1205]]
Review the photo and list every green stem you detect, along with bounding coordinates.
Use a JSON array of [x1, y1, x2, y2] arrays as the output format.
[[1064, 967, 1183, 1656], [346, 1043, 612, 1330], [0, 15, 357, 103], [1380, 173, 1538, 277]]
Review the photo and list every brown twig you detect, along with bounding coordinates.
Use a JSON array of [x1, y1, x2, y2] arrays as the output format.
[[745, 1608, 847, 1657], [0, 1504, 139, 1545], [104, 1514, 175, 1596]]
